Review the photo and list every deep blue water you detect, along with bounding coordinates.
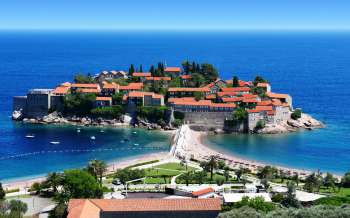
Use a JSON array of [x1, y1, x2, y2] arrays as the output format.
[[0, 31, 350, 180]]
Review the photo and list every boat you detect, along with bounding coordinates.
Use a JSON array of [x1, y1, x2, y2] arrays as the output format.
[[100, 130, 105, 133], [90, 136, 96, 140], [77, 128, 81, 133], [132, 131, 137, 134], [25, 134, 35, 138], [134, 143, 139, 146], [50, 141, 60, 145]]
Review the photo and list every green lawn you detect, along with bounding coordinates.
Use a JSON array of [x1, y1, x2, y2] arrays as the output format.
[[319, 187, 350, 197], [176, 172, 227, 184], [155, 162, 195, 171]]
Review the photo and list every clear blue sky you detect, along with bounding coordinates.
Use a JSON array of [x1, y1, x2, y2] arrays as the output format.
[[1, 0, 349, 30]]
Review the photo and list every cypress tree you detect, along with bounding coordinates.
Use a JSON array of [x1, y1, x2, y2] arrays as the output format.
[[128, 64, 135, 75], [232, 76, 239, 87]]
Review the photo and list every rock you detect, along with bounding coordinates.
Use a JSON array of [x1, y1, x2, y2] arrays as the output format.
[[257, 124, 289, 134], [122, 114, 132, 124], [287, 119, 303, 128], [214, 128, 224, 134]]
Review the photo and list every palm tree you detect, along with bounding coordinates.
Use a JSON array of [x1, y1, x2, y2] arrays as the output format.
[[194, 171, 206, 184], [46, 172, 63, 193], [88, 159, 107, 186], [207, 156, 218, 181]]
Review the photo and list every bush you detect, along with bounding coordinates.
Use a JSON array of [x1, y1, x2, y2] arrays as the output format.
[[137, 106, 168, 123], [255, 120, 265, 130], [219, 206, 263, 218], [314, 196, 350, 206], [232, 108, 248, 122], [291, 109, 302, 120], [74, 74, 94, 83], [172, 119, 183, 128], [90, 105, 124, 119], [271, 193, 284, 203], [63, 93, 96, 116], [173, 111, 185, 120], [216, 177, 225, 186]]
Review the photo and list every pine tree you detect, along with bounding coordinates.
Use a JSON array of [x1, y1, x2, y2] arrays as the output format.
[[139, 64, 143, 72], [128, 64, 135, 75]]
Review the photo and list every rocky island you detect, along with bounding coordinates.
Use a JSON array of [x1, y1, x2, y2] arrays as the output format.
[[12, 61, 323, 134]]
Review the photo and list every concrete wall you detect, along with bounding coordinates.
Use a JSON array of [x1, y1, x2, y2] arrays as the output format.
[[26, 89, 52, 118], [182, 111, 232, 128]]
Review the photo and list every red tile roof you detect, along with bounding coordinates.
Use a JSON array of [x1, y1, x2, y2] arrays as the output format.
[[77, 88, 100, 93], [180, 75, 192, 79], [225, 80, 252, 87], [173, 99, 235, 108], [205, 94, 217, 99], [126, 91, 163, 99], [132, 72, 152, 77], [243, 98, 259, 103], [102, 82, 119, 89], [168, 87, 210, 92], [221, 87, 250, 92], [68, 198, 221, 215], [53, 86, 70, 95], [119, 83, 143, 90], [242, 93, 258, 99], [96, 97, 112, 101], [71, 83, 99, 89], [257, 100, 272, 106], [145, 77, 171, 81], [164, 67, 181, 73], [192, 187, 215, 196], [222, 97, 244, 102], [168, 97, 196, 103], [218, 91, 238, 97], [267, 92, 290, 99]]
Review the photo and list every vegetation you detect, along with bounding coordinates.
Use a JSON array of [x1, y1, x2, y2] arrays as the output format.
[[0, 183, 5, 200], [136, 106, 168, 124], [0, 200, 28, 218], [253, 76, 268, 86], [63, 93, 96, 116], [232, 76, 239, 87], [112, 92, 124, 105], [257, 166, 278, 180], [74, 73, 94, 83], [87, 159, 107, 187], [56, 169, 103, 203], [255, 120, 265, 130], [181, 61, 218, 84], [291, 109, 302, 120], [219, 204, 350, 218], [114, 168, 146, 185], [90, 105, 124, 119], [231, 108, 248, 123], [222, 197, 276, 213], [194, 91, 204, 101], [303, 173, 322, 193]]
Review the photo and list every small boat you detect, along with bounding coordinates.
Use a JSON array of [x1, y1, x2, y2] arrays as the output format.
[[25, 134, 35, 138], [100, 130, 105, 133], [77, 128, 81, 133], [50, 141, 60, 145], [134, 143, 139, 146], [123, 138, 130, 142], [90, 136, 96, 140], [132, 131, 137, 134]]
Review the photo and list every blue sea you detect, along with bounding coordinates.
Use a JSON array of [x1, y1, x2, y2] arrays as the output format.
[[0, 30, 350, 181]]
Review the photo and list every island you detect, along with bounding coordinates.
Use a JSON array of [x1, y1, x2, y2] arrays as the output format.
[[12, 61, 323, 134]]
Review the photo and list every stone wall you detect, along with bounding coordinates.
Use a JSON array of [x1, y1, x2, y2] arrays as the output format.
[[13, 96, 27, 114], [182, 111, 232, 129]]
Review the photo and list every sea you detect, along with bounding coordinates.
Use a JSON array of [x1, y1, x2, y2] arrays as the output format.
[[0, 30, 349, 181]]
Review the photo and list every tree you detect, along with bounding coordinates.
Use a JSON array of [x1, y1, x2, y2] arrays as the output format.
[[194, 171, 207, 184], [291, 109, 302, 120], [194, 92, 204, 101], [63, 93, 96, 116], [253, 76, 267, 86], [128, 64, 135, 75], [0, 183, 5, 200], [74, 74, 94, 83], [232, 76, 239, 87], [30, 182, 43, 195], [181, 61, 191, 74], [261, 179, 270, 190], [112, 93, 124, 105], [257, 166, 277, 180], [292, 173, 299, 187], [149, 65, 155, 76], [207, 156, 218, 181], [8, 200, 28, 215], [324, 172, 336, 191], [235, 168, 250, 181], [218, 206, 263, 218], [341, 172, 350, 188], [139, 64, 143, 72], [49, 203, 67, 218], [169, 77, 181, 87], [304, 173, 322, 193], [87, 160, 107, 187], [281, 181, 301, 208], [182, 172, 192, 186], [114, 168, 145, 185], [190, 73, 205, 87], [201, 63, 218, 83], [224, 169, 230, 182], [255, 120, 265, 130], [57, 169, 103, 203], [46, 172, 63, 193], [218, 160, 226, 169], [232, 108, 248, 122]]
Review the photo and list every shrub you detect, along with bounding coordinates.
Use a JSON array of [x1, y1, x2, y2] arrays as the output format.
[[255, 120, 265, 130], [314, 196, 350, 206], [137, 106, 168, 123], [63, 93, 96, 116], [216, 177, 225, 186], [173, 111, 185, 120], [90, 105, 124, 119], [291, 109, 302, 120], [271, 193, 284, 203], [232, 108, 248, 122], [172, 119, 183, 128]]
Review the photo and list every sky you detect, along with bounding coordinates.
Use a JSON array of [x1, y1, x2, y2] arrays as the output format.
[[1, 0, 350, 30]]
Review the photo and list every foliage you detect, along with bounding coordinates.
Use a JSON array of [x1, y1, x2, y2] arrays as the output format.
[[200, 63, 219, 83], [8, 200, 27, 215], [48, 203, 67, 218], [323, 172, 337, 191], [291, 109, 302, 120], [128, 64, 135, 75], [168, 77, 181, 87], [232, 76, 239, 87], [114, 168, 146, 185], [255, 120, 265, 130], [224, 197, 276, 214], [304, 173, 322, 193], [235, 168, 250, 181], [190, 73, 206, 87], [253, 76, 268, 86], [216, 176, 225, 186], [257, 166, 278, 180], [281, 181, 301, 208], [342, 172, 350, 188], [315, 196, 350, 206], [206, 156, 218, 181], [218, 160, 226, 169], [63, 93, 96, 116], [30, 182, 43, 194], [194, 91, 204, 101], [251, 86, 266, 97], [112, 78, 129, 86], [136, 106, 168, 124], [193, 171, 207, 185], [45, 172, 63, 193], [224, 169, 230, 182], [173, 111, 184, 120], [112, 92, 124, 105], [172, 119, 183, 128], [232, 108, 248, 122], [90, 106, 124, 119], [266, 205, 350, 218], [87, 159, 107, 186], [0, 183, 5, 200], [74, 73, 94, 83], [180, 61, 218, 84], [219, 206, 263, 218], [271, 193, 284, 203], [56, 169, 103, 203]]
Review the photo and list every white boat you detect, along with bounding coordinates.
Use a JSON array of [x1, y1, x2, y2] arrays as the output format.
[[25, 134, 35, 138], [90, 136, 96, 140], [134, 143, 139, 146], [133, 131, 137, 134], [77, 128, 81, 133], [100, 130, 105, 133], [50, 141, 60, 145]]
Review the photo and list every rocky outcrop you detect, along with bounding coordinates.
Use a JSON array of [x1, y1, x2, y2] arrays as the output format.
[[12, 110, 23, 120], [256, 113, 324, 134]]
